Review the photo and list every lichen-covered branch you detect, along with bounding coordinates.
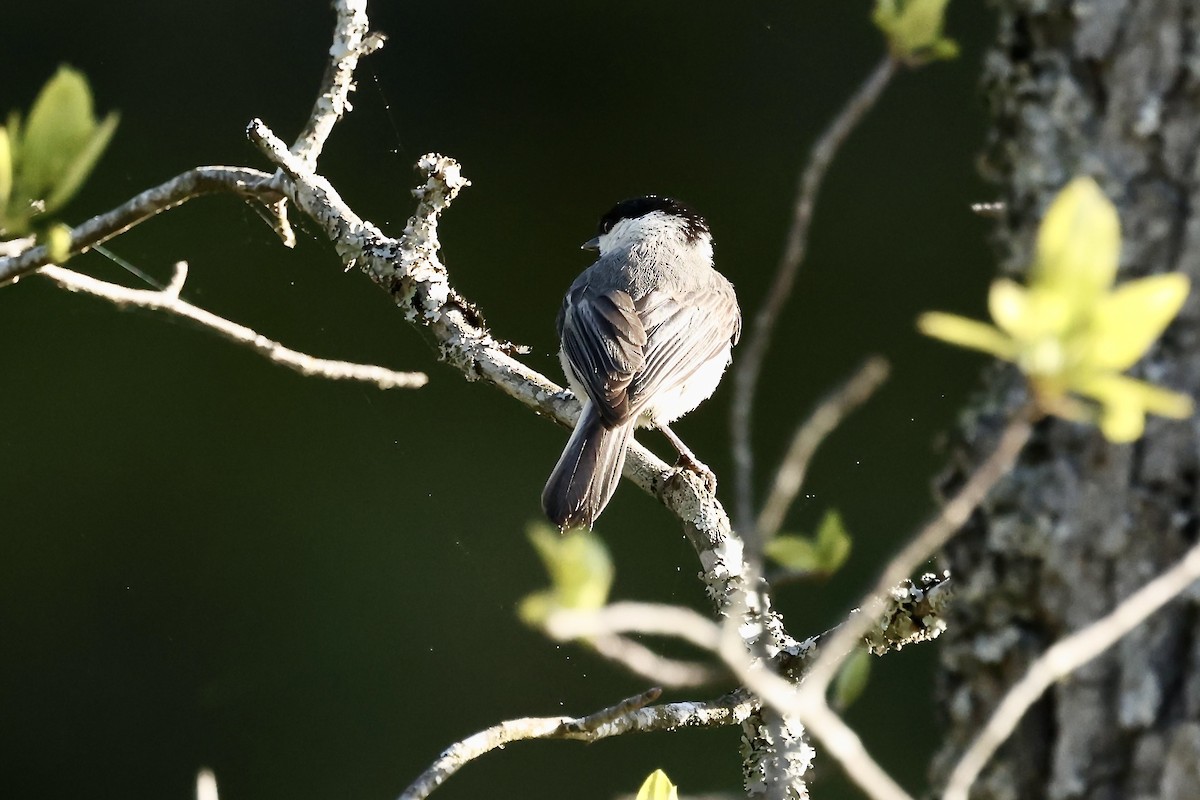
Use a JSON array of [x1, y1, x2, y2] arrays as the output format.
[[398, 688, 758, 800], [291, 0, 383, 168], [245, 117, 809, 797]]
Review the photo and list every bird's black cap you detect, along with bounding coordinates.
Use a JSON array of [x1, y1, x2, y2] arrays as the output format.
[[597, 196, 710, 243]]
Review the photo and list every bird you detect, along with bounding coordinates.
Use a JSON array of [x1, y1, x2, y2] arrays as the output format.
[[541, 196, 741, 530]]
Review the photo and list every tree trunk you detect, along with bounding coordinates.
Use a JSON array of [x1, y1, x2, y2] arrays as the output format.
[[931, 2, 1200, 799]]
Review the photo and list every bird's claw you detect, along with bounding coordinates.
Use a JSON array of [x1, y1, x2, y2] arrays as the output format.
[[673, 453, 717, 494]]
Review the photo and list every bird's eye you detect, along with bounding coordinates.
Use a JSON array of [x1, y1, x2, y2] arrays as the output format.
[[601, 220, 613, 234]]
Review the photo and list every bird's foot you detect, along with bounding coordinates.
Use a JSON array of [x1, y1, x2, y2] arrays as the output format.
[[673, 452, 717, 494]]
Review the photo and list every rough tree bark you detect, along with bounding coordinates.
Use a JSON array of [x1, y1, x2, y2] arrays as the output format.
[[932, 2, 1200, 799]]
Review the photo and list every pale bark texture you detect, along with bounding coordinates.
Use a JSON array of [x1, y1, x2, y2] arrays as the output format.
[[932, 2, 1200, 799]]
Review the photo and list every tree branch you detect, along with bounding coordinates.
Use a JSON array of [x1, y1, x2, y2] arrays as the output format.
[[0, 167, 279, 285], [291, 0, 383, 168], [796, 410, 1034, 699], [588, 634, 726, 689], [398, 688, 758, 800], [38, 262, 427, 389], [942, 539, 1200, 800], [757, 356, 890, 539], [730, 55, 898, 546]]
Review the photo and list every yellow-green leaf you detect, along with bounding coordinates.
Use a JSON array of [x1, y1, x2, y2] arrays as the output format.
[[987, 278, 1029, 335], [918, 312, 1016, 360], [1074, 373, 1193, 443], [831, 648, 872, 711], [1033, 177, 1120, 297], [43, 222, 72, 264], [42, 110, 118, 215], [13, 66, 116, 219], [6, 110, 22, 167], [873, 0, 957, 63], [635, 770, 679, 800], [814, 509, 852, 575], [765, 534, 820, 573], [522, 523, 613, 614], [765, 510, 852, 576], [1086, 273, 1190, 370], [0, 126, 12, 213]]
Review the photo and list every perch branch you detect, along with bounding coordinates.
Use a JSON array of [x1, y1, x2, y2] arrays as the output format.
[[757, 356, 890, 539], [398, 688, 758, 800], [730, 55, 898, 544], [39, 262, 427, 389], [942, 539, 1200, 800], [245, 119, 781, 633], [247, 116, 810, 796]]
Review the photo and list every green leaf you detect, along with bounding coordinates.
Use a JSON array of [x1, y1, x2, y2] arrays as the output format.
[[518, 523, 613, 625], [765, 534, 820, 573], [43, 222, 72, 264], [873, 0, 957, 64], [765, 510, 852, 576], [635, 770, 679, 800], [831, 648, 872, 711], [42, 110, 119, 215], [12, 66, 116, 218], [6, 110, 21, 167], [814, 510, 852, 575], [0, 126, 11, 214]]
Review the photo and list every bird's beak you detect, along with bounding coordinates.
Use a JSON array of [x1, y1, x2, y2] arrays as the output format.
[[581, 236, 600, 251]]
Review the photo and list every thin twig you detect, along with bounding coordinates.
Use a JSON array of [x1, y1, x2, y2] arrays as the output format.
[[397, 688, 757, 800], [796, 699, 915, 800], [797, 410, 1034, 697], [730, 55, 898, 544], [588, 635, 726, 689], [757, 356, 890, 539], [718, 602, 915, 800], [0, 167, 278, 285], [715, 413, 1033, 800], [39, 262, 427, 389], [291, 0, 383, 168], [942, 539, 1200, 800], [544, 602, 722, 651]]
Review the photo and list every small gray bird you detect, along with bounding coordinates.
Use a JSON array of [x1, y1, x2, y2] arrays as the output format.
[[542, 197, 741, 530]]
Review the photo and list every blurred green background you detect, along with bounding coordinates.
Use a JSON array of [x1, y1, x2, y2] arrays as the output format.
[[1, 2, 997, 799]]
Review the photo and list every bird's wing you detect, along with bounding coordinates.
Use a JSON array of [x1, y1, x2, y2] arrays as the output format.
[[559, 285, 648, 427], [627, 286, 741, 411]]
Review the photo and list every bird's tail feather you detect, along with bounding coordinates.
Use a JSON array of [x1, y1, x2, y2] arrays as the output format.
[[542, 403, 633, 530]]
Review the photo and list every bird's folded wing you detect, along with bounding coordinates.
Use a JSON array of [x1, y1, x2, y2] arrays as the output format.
[[559, 287, 648, 426], [628, 288, 741, 410]]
